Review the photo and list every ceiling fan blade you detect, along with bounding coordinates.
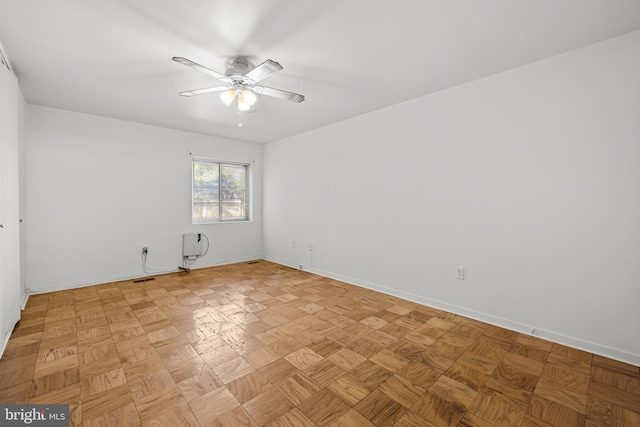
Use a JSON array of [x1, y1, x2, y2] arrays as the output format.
[[172, 57, 230, 82], [253, 86, 305, 103], [179, 86, 230, 97], [244, 59, 283, 83]]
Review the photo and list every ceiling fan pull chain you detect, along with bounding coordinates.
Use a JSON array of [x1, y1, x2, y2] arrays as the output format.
[[237, 110, 243, 127]]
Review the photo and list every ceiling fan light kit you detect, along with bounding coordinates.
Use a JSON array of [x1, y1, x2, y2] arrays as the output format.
[[237, 91, 257, 112], [220, 86, 257, 110], [172, 56, 304, 120], [219, 88, 236, 105]]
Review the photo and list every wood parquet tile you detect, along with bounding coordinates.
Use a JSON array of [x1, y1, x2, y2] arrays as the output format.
[[0, 261, 638, 426]]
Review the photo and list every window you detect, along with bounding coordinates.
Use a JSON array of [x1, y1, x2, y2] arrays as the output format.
[[192, 159, 249, 223]]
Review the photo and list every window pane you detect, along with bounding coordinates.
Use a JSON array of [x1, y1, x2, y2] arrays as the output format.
[[193, 162, 219, 221], [220, 164, 246, 220]]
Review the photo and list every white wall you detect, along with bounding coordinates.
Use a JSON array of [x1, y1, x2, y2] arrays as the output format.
[[264, 30, 640, 365], [26, 106, 263, 292]]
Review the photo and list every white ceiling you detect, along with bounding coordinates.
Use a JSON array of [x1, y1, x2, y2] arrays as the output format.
[[1, 1, 640, 144]]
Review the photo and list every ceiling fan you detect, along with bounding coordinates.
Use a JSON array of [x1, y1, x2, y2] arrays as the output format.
[[172, 56, 305, 112]]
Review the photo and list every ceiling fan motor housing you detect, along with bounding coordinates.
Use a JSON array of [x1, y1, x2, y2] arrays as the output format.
[[225, 59, 251, 82]]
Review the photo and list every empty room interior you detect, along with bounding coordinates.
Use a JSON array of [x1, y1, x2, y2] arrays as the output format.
[[0, 1, 639, 426]]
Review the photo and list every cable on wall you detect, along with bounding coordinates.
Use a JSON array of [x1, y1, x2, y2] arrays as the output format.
[[141, 250, 179, 275]]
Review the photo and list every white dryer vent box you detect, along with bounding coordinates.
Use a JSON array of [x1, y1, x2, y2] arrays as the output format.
[[183, 233, 203, 257]]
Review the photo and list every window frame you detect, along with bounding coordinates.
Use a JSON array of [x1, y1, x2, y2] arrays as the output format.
[[191, 158, 250, 224]]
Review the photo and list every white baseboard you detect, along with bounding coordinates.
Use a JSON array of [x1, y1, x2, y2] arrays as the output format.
[[262, 256, 304, 271], [27, 270, 158, 295], [0, 293, 31, 359], [20, 291, 29, 310], [263, 256, 639, 367], [0, 331, 12, 360], [26, 256, 262, 295]]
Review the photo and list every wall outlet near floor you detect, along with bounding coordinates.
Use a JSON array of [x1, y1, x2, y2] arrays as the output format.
[[455, 266, 465, 280]]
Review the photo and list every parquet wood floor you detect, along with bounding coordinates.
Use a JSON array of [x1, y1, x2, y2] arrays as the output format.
[[1, 261, 638, 426]]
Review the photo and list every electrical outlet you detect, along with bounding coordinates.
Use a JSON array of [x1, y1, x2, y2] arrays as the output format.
[[308, 244, 313, 251], [292, 240, 296, 248], [142, 247, 148, 255], [455, 266, 465, 280]]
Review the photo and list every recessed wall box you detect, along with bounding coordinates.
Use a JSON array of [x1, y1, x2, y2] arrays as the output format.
[[183, 233, 203, 257]]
